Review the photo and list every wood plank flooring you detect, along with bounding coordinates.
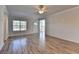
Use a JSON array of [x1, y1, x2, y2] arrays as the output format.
[[0, 34, 79, 54]]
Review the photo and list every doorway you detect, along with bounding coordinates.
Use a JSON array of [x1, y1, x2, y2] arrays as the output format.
[[39, 19, 45, 47], [39, 19, 45, 37]]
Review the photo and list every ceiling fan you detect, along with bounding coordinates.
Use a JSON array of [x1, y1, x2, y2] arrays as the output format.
[[36, 5, 47, 14]]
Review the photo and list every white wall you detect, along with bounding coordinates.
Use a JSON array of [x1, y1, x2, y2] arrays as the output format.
[[46, 6, 79, 43], [0, 5, 8, 50]]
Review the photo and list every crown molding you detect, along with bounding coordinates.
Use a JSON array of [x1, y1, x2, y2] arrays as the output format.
[[48, 6, 79, 17]]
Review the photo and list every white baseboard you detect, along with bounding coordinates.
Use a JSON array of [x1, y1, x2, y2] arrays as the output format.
[[46, 34, 79, 44], [8, 32, 37, 37]]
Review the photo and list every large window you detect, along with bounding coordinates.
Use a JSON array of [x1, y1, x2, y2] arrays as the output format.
[[13, 20, 27, 31], [21, 21, 27, 31]]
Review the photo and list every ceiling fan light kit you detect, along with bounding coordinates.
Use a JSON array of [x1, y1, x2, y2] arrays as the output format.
[[36, 5, 47, 14]]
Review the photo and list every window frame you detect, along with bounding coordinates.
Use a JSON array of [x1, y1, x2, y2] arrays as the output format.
[[20, 21, 27, 31], [13, 20, 27, 31]]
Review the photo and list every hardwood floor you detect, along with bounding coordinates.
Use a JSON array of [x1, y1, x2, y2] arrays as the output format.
[[0, 34, 79, 54]]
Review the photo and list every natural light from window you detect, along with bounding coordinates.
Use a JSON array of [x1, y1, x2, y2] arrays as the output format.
[[13, 20, 27, 31]]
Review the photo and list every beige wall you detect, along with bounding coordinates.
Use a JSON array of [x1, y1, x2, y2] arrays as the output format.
[[0, 5, 8, 50], [3, 6, 9, 40], [46, 6, 79, 43]]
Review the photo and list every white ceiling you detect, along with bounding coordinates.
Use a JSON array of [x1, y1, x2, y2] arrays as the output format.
[[6, 5, 78, 17]]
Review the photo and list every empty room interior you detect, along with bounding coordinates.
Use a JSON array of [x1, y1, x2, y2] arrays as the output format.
[[0, 5, 79, 54]]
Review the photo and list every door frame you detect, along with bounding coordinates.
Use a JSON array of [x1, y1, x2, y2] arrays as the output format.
[[38, 18, 46, 35]]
